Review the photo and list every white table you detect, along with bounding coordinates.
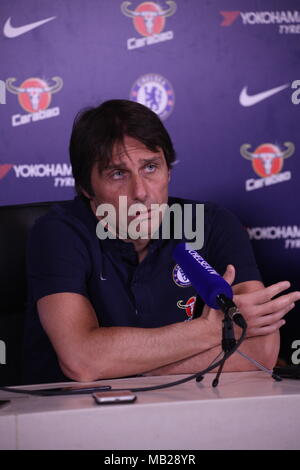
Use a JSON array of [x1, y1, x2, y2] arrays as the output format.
[[1, 371, 300, 450]]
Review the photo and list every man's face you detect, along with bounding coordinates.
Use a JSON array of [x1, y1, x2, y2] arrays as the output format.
[[87, 135, 170, 239]]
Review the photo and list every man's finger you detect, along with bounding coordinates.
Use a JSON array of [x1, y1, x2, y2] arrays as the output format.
[[254, 304, 294, 328], [254, 292, 300, 316], [247, 320, 286, 337], [223, 264, 235, 286], [240, 281, 295, 305]]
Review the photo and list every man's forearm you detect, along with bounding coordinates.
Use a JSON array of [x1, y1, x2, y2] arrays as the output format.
[[143, 331, 280, 376], [61, 316, 222, 381]]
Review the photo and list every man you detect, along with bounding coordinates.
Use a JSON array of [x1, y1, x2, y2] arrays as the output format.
[[23, 99, 300, 384]]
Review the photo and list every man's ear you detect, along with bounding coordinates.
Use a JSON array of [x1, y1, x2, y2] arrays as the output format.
[[81, 187, 92, 200], [81, 189, 98, 215]]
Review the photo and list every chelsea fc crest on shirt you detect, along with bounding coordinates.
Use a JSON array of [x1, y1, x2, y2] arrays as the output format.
[[130, 73, 175, 120], [173, 264, 191, 287]]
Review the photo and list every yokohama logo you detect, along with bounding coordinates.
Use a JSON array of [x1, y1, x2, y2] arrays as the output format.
[[220, 11, 240, 26], [0, 163, 72, 179], [248, 226, 300, 249], [220, 10, 300, 26], [0, 163, 74, 188], [248, 226, 300, 240], [0, 164, 13, 179], [13, 163, 72, 178]]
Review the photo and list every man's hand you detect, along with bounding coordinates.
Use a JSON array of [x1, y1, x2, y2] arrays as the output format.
[[203, 265, 300, 338], [143, 266, 300, 376]]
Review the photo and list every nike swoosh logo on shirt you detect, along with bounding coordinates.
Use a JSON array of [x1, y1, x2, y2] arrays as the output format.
[[3, 16, 56, 38], [239, 84, 289, 107]]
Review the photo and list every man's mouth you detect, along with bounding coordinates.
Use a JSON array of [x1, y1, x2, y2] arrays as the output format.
[[129, 209, 152, 222]]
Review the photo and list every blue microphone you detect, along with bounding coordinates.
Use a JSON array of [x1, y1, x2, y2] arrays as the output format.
[[173, 243, 246, 327]]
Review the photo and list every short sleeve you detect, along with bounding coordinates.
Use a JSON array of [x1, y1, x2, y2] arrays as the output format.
[[205, 204, 262, 285], [27, 214, 92, 303]]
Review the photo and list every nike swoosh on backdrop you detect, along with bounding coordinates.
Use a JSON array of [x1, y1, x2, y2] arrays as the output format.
[[3, 16, 56, 38], [239, 84, 290, 107]]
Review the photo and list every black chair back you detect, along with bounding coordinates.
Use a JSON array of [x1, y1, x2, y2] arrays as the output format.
[[0, 200, 70, 385]]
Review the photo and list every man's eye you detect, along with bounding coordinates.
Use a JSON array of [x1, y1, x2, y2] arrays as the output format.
[[111, 170, 124, 180], [145, 163, 157, 172]]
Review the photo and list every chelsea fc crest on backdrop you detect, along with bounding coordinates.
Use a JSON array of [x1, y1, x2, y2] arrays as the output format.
[[130, 73, 175, 120], [173, 264, 191, 287]]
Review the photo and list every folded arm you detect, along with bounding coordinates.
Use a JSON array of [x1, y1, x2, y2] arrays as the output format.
[[144, 276, 300, 376], [37, 269, 300, 381], [37, 292, 223, 382]]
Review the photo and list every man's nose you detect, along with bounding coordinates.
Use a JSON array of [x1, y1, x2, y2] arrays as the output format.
[[130, 174, 148, 203]]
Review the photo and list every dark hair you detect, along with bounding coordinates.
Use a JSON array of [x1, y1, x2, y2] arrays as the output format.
[[69, 99, 176, 197]]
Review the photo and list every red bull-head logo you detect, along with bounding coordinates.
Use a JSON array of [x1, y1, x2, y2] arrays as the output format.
[[241, 142, 294, 178], [6, 76, 63, 113], [121, 1, 176, 36], [177, 296, 196, 320]]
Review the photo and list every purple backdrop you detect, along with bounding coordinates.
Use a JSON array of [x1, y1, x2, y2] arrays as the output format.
[[1, 0, 299, 362]]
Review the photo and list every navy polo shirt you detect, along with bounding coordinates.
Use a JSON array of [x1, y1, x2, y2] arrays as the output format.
[[22, 195, 262, 384]]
